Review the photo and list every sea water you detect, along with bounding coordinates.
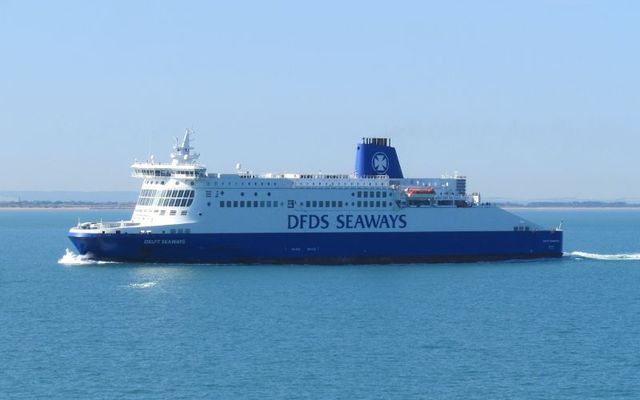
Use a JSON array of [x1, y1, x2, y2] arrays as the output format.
[[1, 209, 639, 399]]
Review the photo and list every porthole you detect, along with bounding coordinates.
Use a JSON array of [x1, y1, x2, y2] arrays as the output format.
[[254, 192, 258, 196]]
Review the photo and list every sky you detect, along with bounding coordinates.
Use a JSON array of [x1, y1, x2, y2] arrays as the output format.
[[0, 0, 638, 200]]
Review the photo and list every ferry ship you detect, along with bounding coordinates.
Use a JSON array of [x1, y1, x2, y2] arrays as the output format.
[[68, 131, 563, 263]]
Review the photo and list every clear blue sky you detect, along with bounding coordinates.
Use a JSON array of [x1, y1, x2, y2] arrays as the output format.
[[1, 0, 638, 200]]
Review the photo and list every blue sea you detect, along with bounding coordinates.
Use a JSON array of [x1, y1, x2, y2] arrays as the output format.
[[1, 209, 639, 399]]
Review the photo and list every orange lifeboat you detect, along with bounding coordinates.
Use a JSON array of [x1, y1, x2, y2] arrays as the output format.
[[404, 187, 435, 197]]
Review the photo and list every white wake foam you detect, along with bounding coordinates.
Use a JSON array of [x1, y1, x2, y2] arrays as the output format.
[[128, 281, 158, 289], [58, 248, 114, 265], [566, 251, 640, 261]]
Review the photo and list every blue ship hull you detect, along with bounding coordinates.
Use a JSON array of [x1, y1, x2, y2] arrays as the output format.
[[68, 230, 563, 264]]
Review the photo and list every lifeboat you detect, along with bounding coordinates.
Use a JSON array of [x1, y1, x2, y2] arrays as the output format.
[[404, 187, 436, 197]]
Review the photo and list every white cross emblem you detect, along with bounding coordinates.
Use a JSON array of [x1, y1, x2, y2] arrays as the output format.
[[372, 152, 389, 174]]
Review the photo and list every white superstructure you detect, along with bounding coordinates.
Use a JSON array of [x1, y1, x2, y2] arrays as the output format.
[[73, 131, 539, 236]]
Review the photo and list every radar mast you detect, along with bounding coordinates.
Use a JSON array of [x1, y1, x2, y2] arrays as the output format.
[[171, 129, 200, 165]]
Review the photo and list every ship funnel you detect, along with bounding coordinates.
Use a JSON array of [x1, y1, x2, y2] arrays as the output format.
[[354, 137, 404, 178]]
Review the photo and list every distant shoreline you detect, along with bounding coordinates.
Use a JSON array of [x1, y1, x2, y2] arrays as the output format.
[[0, 201, 135, 211]]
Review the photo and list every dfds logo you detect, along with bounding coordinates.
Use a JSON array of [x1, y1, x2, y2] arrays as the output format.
[[371, 152, 389, 174]]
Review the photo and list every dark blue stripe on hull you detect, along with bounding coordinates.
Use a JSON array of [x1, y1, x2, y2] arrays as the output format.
[[68, 231, 563, 264]]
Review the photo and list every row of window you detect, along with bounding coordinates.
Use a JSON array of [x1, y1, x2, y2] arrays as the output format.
[[305, 200, 344, 208], [138, 197, 195, 207], [212, 181, 278, 187], [153, 209, 188, 216], [173, 170, 203, 177], [299, 200, 389, 208], [140, 189, 195, 198], [140, 189, 158, 197], [138, 190, 195, 207], [356, 201, 389, 208], [143, 180, 195, 186], [216, 200, 391, 209], [165, 198, 193, 207], [136, 169, 172, 177], [219, 200, 280, 208], [356, 191, 389, 198], [138, 198, 154, 206], [136, 168, 204, 178]]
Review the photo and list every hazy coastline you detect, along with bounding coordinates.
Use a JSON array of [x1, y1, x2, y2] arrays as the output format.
[[2, 200, 639, 211]]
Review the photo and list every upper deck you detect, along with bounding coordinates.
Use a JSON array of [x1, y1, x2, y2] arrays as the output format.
[[130, 131, 476, 210]]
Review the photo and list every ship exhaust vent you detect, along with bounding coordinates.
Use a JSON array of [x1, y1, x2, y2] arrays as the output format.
[[355, 137, 404, 179]]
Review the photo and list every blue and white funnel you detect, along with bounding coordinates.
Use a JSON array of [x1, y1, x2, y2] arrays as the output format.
[[354, 138, 404, 178]]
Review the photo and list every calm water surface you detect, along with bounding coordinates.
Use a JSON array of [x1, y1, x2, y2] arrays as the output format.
[[1, 209, 639, 399]]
